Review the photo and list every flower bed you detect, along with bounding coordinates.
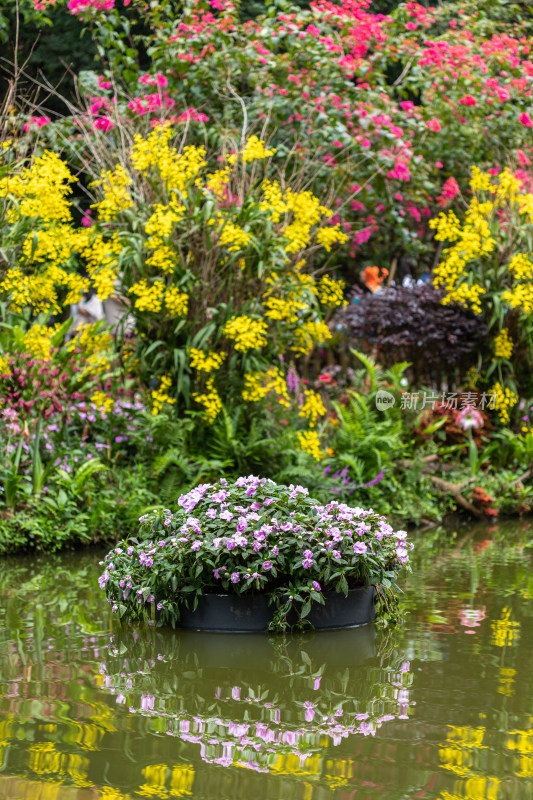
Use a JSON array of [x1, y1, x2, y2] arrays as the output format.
[[100, 476, 412, 631]]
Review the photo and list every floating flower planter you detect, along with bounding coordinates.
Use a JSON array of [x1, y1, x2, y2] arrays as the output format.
[[100, 477, 412, 632]]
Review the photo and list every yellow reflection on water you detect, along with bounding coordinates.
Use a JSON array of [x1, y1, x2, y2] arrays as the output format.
[[439, 775, 500, 800], [497, 667, 516, 696], [27, 742, 92, 788], [490, 607, 520, 647], [138, 762, 195, 798], [269, 753, 321, 779]]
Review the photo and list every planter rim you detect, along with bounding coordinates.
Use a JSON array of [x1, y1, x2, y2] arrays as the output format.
[[163, 584, 376, 633], [175, 585, 370, 598]]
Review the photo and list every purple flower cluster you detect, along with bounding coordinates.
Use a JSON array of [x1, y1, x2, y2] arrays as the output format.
[[101, 476, 413, 630]]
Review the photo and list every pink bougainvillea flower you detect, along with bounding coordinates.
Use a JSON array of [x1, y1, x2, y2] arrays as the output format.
[[94, 117, 114, 131], [441, 177, 460, 199], [519, 112, 533, 127], [426, 118, 441, 132], [437, 176, 460, 206], [459, 95, 477, 106], [68, 0, 114, 13], [81, 210, 93, 228], [90, 97, 108, 115], [354, 227, 372, 245], [23, 116, 50, 131], [388, 160, 411, 181], [178, 109, 209, 123]]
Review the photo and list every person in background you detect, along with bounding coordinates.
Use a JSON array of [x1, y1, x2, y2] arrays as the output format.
[[69, 288, 104, 335], [103, 276, 135, 337]]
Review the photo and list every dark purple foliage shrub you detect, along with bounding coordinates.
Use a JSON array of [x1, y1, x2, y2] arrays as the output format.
[[334, 285, 488, 381]]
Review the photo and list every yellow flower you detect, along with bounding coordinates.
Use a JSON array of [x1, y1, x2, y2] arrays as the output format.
[[242, 366, 290, 408], [507, 253, 533, 281], [151, 374, 176, 416], [192, 376, 222, 422], [131, 126, 206, 191], [469, 165, 491, 193], [145, 201, 184, 239], [259, 181, 330, 253], [241, 135, 276, 163], [0, 352, 10, 375], [430, 165, 533, 322], [299, 389, 326, 427], [494, 167, 521, 201], [492, 381, 518, 425], [218, 220, 251, 252], [189, 348, 226, 372], [493, 328, 513, 360], [23, 324, 53, 361], [165, 287, 188, 317], [291, 320, 331, 355], [283, 190, 329, 254], [316, 225, 348, 252], [429, 210, 462, 243], [502, 284, 533, 314], [297, 430, 323, 461], [205, 166, 232, 197], [318, 274, 346, 307], [91, 391, 114, 414], [518, 192, 533, 220], [262, 264, 317, 323], [93, 164, 132, 221], [263, 295, 307, 323], [81, 233, 122, 301], [130, 280, 165, 313], [70, 324, 113, 378], [223, 316, 268, 351], [0, 150, 74, 222], [260, 180, 287, 223], [440, 281, 485, 315], [146, 244, 177, 274]]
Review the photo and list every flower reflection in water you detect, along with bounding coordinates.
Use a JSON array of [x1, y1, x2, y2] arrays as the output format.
[[98, 625, 415, 775]]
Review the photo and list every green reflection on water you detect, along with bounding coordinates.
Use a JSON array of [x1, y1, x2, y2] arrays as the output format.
[[0, 521, 532, 800]]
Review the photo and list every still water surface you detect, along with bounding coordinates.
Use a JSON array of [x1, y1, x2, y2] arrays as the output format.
[[0, 521, 532, 800]]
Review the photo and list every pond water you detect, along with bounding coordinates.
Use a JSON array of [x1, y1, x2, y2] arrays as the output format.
[[0, 521, 532, 800]]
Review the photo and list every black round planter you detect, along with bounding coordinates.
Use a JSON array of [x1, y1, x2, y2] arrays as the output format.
[[169, 586, 376, 633]]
